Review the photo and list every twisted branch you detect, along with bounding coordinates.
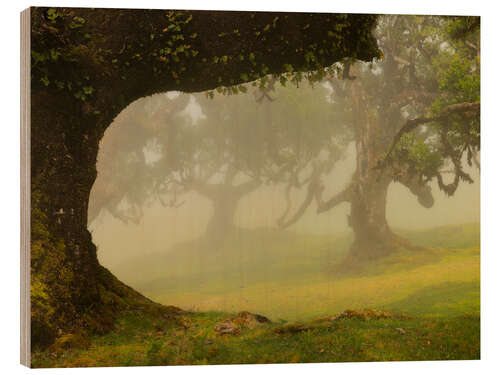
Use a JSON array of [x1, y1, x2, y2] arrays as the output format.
[[380, 101, 479, 168]]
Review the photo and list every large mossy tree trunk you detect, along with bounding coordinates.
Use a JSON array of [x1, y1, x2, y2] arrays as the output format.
[[348, 176, 395, 259], [342, 64, 433, 260], [30, 91, 158, 348], [344, 170, 432, 262], [345, 127, 398, 259], [28, 7, 380, 348], [343, 67, 399, 259]]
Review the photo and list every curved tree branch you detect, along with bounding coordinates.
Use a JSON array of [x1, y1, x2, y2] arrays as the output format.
[[255, 77, 277, 103], [316, 186, 351, 214], [435, 124, 474, 196], [235, 178, 261, 196], [277, 181, 317, 229], [395, 169, 434, 208], [278, 162, 324, 229], [380, 101, 480, 168], [471, 151, 480, 170], [276, 182, 293, 227]]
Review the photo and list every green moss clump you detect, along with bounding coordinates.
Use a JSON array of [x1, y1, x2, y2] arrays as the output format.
[[31, 189, 75, 348], [49, 332, 91, 353]]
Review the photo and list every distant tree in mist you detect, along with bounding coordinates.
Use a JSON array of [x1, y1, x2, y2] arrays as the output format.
[[278, 15, 480, 259], [89, 82, 349, 247], [149, 83, 348, 245], [88, 94, 191, 225]]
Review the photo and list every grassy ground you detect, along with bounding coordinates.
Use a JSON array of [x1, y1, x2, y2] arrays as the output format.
[[31, 223, 480, 367], [132, 223, 479, 321], [32, 309, 479, 367]]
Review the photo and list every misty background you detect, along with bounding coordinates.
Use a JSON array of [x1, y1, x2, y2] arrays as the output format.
[[86, 15, 480, 320], [89, 130, 479, 270], [86, 90, 479, 320]]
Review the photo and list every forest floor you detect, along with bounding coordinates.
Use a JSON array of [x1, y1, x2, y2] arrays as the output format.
[[31, 223, 480, 367]]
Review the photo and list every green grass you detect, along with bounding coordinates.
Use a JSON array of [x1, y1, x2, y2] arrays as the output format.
[[31, 223, 480, 367], [124, 223, 480, 322], [395, 222, 480, 250], [32, 309, 479, 367], [384, 281, 479, 317]]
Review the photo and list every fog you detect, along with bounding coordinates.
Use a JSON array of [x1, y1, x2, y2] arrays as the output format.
[[90, 141, 479, 268], [87, 15, 479, 320]]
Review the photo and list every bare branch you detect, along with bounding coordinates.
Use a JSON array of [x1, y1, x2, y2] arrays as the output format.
[[277, 163, 323, 229], [316, 186, 351, 214], [107, 204, 141, 225], [255, 77, 277, 103], [435, 126, 474, 196], [464, 40, 478, 51], [276, 183, 293, 227], [393, 55, 410, 65], [277, 182, 316, 229], [235, 178, 261, 196], [472, 152, 480, 170]]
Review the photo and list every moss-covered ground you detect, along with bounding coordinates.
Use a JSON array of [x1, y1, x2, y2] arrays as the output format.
[[32, 223, 480, 367]]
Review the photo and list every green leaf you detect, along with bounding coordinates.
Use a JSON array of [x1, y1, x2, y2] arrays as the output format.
[[82, 86, 94, 95], [70, 16, 86, 29], [46, 8, 61, 22], [40, 76, 50, 87]]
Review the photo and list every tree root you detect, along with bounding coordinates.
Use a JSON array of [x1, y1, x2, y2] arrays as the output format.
[[331, 234, 440, 278]]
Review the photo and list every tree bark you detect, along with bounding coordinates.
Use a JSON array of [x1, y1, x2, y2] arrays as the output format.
[[344, 62, 433, 259], [339, 63, 408, 259], [348, 176, 395, 259], [342, 64, 396, 258]]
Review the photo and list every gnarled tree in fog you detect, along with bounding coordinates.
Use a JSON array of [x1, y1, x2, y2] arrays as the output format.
[[278, 16, 480, 259], [91, 82, 349, 247], [88, 94, 191, 226]]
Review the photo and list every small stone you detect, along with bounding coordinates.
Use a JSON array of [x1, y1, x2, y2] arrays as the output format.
[[214, 311, 270, 335]]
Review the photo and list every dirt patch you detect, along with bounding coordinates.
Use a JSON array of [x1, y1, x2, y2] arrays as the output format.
[[214, 311, 271, 335]]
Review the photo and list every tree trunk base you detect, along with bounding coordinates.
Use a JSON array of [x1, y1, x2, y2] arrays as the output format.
[[349, 230, 404, 260], [33, 263, 184, 350], [332, 233, 436, 277]]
